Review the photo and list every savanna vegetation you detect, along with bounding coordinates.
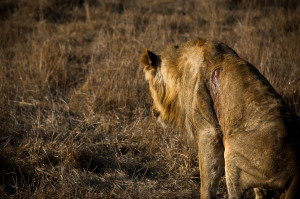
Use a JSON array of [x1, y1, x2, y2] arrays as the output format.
[[0, 0, 299, 198]]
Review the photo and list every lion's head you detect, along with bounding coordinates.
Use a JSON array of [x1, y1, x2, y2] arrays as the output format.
[[140, 48, 181, 126]]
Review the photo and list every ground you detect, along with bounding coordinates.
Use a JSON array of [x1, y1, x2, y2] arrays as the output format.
[[0, 0, 299, 198]]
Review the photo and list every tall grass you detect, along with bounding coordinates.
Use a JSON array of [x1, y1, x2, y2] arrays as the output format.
[[0, 0, 299, 198]]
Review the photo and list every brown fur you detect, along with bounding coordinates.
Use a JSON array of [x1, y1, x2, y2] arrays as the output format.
[[140, 38, 300, 199]]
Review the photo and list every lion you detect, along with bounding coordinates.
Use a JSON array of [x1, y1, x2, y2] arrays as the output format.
[[140, 38, 300, 199]]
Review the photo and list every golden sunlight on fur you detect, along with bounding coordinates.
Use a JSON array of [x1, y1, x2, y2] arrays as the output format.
[[141, 38, 300, 199]]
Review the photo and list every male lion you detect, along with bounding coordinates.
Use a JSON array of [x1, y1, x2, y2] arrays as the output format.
[[140, 38, 300, 199]]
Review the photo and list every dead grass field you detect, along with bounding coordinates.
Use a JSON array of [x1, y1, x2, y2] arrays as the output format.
[[0, 0, 299, 198]]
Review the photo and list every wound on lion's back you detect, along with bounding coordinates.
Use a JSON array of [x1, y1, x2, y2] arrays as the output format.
[[210, 68, 223, 122]]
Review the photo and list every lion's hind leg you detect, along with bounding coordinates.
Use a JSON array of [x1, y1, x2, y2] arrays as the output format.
[[224, 149, 248, 199], [254, 188, 275, 199], [225, 165, 244, 199]]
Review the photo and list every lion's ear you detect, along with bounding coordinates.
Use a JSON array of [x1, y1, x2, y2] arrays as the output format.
[[140, 49, 160, 70]]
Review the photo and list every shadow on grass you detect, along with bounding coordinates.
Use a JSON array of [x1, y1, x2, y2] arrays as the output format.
[[0, 154, 33, 197], [77, 146, 161, 181]]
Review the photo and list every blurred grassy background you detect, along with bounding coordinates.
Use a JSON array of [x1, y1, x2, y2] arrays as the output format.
[[0, 0, 299, 198]]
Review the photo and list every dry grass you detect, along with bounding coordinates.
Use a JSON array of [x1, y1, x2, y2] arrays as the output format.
[[0, 0, 299, 198]]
